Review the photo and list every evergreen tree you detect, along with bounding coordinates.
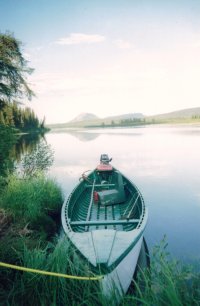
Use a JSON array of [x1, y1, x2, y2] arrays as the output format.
[[0, 33, 48, 132], [40, 117, 44, 129], [0, 32, 34, 110], [0, 102, 44, 131]]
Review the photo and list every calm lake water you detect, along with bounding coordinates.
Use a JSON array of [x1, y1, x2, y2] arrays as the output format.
[[45, 125, 200, 263]]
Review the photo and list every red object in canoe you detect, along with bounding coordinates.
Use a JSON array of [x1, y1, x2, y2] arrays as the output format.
[[93, 191, 99, 202], [96, 164, 113, 171]]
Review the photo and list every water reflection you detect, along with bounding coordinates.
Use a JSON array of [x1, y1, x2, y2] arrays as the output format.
[[0, 126, 17, 175], [50, 127, 143, 142], [67, 131, 99, 142], [2, 126, 200, 262], [46, 126, 200, 262], [0, 126, 45, 175], [13, 133, 46, 162]]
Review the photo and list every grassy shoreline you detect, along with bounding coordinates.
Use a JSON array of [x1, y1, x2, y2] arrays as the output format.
[[0, 175, 63, 261], [0, 175, 200, 305]]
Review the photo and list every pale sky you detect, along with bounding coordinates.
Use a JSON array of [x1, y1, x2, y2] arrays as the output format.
[[1, 0, 200, 123]]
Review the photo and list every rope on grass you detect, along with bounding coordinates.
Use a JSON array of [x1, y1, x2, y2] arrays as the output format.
[[0, 261, 103, 281]]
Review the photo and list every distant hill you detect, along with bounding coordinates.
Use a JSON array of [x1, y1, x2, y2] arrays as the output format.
[[70, 112, 144, 123], [48, 112, 145, 128], [48, 107, 200, 129], [148, 107, 200, 119], [70, 112, 99, 122]]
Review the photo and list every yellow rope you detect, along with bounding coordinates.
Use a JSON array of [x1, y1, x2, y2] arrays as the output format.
[[0, 262, 103, 281]]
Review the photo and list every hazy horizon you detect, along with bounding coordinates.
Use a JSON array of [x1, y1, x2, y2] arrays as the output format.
[[48, 106, 200, 125], [1, 0, 200, 123]]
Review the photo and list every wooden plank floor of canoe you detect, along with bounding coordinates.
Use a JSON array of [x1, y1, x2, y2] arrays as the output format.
[[106, 206, 113, 229], [112, 204, 123, 231], [88, 201, 123, 231], [89, 202, 99, 230], [89, 202, 105, 230]]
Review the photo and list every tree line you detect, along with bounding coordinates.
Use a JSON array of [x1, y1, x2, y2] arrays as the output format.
[[0, 102, 45, 131], [0, 32, 46, 132], [119, 118, 145, 125], [98, 118, 146, 127]]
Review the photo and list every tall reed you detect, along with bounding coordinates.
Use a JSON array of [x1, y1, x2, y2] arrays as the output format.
[[122, 237, 200, 306], [1, 235, 199, 305], [0, 237, 106, 306], [0, 174, 62, 235]]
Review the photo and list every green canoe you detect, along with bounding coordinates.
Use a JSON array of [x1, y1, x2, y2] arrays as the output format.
[[62, 154, 148, 298]]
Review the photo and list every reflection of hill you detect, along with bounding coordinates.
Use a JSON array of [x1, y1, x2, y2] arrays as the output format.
[[50, 128, 144, 141], [68, 131, 99, 142], [50, 129, 100, 142]]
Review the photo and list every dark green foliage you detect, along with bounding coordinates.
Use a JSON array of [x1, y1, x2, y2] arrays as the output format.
[[0, 124, 46, 182], [0, 102, 47, 131], [0, 32, 34, 109], [0, 173, 63, 294], [0, 238, 104, 306], [0, 176, 7, 191], [0, 175, 62, 223], [30, 215, 57, 239], [0, 124, 17, 175], [0, 234, 200, 305], [13, 132, 44, 163], [0, 32, 48, 132]]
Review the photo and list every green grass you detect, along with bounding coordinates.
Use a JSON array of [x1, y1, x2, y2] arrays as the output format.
[[0, 175, 200, 305], [0, 174, 107, 305], [0, 238, 105, 306], [0, 236, 199, 306], [0, 174, 63, 264], [0, 174, 62, 226]]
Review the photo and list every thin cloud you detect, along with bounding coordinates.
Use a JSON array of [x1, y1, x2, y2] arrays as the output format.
[[55, 33, 105, 45], [113, 39, 132, 49]]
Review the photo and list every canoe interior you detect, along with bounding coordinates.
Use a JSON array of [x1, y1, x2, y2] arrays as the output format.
[[66, 168, 144, 233]]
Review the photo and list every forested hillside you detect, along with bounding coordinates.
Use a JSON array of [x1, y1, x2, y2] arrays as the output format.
[[0, 102, 45, 131]]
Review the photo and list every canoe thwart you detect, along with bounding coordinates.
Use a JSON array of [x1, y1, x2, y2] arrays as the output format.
[[86, 183, 116, 188], [70, 219, 140, 226]]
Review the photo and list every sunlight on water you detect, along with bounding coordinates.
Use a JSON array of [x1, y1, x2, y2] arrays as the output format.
[[46, 126, 200, 262]]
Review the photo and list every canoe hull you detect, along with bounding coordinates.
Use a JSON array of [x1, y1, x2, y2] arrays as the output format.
[[100, 235, 143, 299], [62, 161, 148, 299]]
